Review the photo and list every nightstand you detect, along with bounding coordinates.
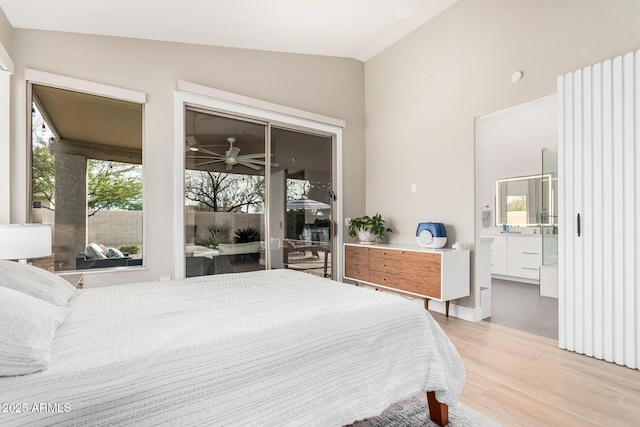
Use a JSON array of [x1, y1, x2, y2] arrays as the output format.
[[59, 273, 84, 289]]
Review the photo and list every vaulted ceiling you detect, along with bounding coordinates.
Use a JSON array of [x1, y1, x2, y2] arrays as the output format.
[[0, 0, 459, 61]]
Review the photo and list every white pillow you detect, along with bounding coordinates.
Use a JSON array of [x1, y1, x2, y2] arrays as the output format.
[[0, 287, 70, 376], [105, 247, 125, 258], [85, 243, 107, 259], [0, 260, 79, 307]]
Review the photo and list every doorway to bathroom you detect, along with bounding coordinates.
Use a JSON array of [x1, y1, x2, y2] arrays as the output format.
[[475, 94, 559, 340]]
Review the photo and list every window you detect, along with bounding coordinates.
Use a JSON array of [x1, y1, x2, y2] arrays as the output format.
[[29, 78, 144, 272], [506, 194, 527, 225]]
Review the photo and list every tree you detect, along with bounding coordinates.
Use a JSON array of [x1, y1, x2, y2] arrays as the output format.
[[286, 178, 309, 201], [31, 102, 143, 215], [31, 138, 56, 208], [507, 195, 527, 211], [31, 140, 143, 215], [185, 170, 265, 213], [87, 160, 142, 215]]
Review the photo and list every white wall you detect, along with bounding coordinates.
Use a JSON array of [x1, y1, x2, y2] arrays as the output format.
[[0, 8, 12, 223], [0, 6, 10, 50], [364, 0, 640, 310], [0, 73, 9, 224], [9, 29, 365, 286]]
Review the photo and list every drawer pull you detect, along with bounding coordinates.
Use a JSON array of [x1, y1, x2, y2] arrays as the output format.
[[521, 252, 539, 255], [523, 267, 538, 271]]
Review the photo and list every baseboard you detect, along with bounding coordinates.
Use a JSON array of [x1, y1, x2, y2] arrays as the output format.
[[426, 300, 483, 322]]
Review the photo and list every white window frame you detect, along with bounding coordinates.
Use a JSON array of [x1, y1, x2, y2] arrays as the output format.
[[174, 81, 345, 280], [0, 41, 13, 223], [25, 69, 147, 271]]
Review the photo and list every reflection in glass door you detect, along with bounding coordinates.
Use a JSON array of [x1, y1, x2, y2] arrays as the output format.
[[270, 127, 334, 278], [183, 109, 335, 279], [184, 109, 266, 277]]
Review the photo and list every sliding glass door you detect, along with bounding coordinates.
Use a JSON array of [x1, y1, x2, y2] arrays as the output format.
[[184, 109, 266, 277], [270, 127, 334, 278], [183, 108, 335, 278]]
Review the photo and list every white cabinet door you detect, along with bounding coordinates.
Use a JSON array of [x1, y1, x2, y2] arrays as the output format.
[[489, 235, 508, 275]]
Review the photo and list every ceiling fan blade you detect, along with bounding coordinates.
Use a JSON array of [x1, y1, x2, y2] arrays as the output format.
[[227, 146, 241, 158], [185, 135, 198, 147], [238, 161, 262, 170], [197, 147, 226, 157], [235, 158, 280, 168], [192, 159, 225, 167], [186, 155, 225, 163], [236, 153, 267, 160], [238, 158, 267, 165]]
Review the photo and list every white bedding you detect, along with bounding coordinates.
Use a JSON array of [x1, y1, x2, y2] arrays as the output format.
[[1, 269, 464, 426]]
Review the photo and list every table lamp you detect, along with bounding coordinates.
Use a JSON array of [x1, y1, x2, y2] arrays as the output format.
[[0, 223, 52, 263]]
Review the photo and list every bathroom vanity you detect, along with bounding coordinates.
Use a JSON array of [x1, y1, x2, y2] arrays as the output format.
[[483, 232, 542, 283]]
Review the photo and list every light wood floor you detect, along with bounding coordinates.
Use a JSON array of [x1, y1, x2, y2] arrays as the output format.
[[431, 312, 640, 426]]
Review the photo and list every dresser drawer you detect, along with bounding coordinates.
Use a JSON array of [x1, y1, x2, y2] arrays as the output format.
[[369, 270, 402, 288], [401, 252, 441, 299], [345, 245, 370, 263], [344, 246, 369, 281], [369, 248, 402, 261], [369, 256, 403, 274], [401, 278, 441, 299]]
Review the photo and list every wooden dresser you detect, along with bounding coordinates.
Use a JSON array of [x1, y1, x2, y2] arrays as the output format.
[[343, 243, 470, 317]]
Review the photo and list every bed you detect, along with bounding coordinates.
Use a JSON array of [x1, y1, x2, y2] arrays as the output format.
[[0, 264, 464, 426]]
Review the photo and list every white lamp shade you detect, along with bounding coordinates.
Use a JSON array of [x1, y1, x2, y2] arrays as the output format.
[[0, 224, 52, 260]]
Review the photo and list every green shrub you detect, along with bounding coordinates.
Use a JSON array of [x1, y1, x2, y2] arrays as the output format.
[[195, 222, 232, 248], [119, 244, 140, 254], [234, 227, 261, 243]]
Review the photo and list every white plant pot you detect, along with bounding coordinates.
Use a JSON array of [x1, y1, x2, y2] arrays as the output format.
[[357, 227, 377, 244]]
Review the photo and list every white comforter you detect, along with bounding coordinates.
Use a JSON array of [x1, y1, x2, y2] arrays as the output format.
[[1, 269, 464, 426]]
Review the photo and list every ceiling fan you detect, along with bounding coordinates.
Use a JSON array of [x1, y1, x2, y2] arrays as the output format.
[[186, 137, 277, 171]]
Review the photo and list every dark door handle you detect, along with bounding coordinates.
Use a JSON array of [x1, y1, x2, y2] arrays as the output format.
[[577, 213, 581, 237]]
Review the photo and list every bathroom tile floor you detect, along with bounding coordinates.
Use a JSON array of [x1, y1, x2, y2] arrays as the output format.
[[484, 278, 559, 340]]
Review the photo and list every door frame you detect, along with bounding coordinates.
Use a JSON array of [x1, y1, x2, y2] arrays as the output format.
[[174, 81, 344, 280]]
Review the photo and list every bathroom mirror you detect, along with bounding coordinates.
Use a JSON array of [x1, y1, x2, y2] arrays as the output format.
[[495, 174, 555, 226]]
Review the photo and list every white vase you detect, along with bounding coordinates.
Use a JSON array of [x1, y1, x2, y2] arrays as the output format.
[[357, 227, 377, 244]]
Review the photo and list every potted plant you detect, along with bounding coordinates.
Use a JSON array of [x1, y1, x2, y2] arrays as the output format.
[[348, 213, 393, 244], [234, 227, 260, 243]]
